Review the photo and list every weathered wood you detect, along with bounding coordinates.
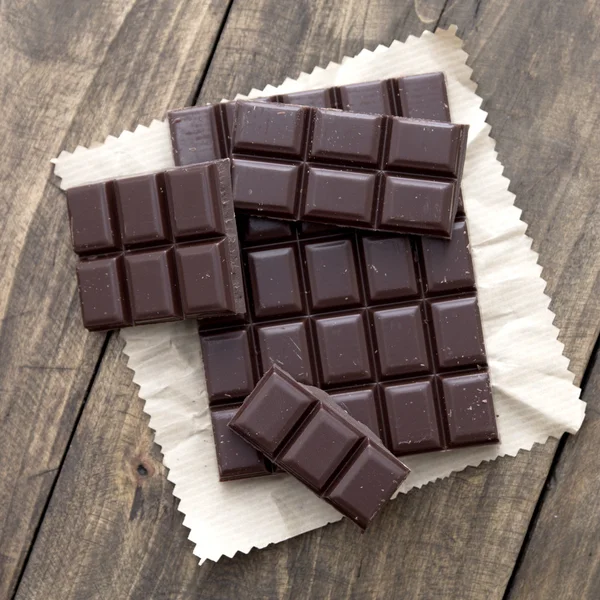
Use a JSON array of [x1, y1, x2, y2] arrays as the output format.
[[15, 335, 205, 600], [12, 0, 600, 599], [197, 0, 447, 104], [0, 0, 231, 597], [506, 349, 600, 600]]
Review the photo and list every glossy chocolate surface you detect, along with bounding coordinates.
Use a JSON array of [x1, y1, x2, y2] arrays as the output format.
[[229, 366, 409, 529], [67, 160, 245, 330]]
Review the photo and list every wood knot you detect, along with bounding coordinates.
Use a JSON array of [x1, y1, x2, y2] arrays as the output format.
[[131, 455, 155, 482]]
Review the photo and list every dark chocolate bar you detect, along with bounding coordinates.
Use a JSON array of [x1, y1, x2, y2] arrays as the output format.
[[66, 159, 245, 331], [168, 74, 468, 239], [229, 102, 467, 238], [228, 365, 409, 529], [202, 216, 497, 481], [169, 73, 451, 165]]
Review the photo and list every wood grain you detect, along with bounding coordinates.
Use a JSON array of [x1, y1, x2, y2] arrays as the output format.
[[0, 0, 231, 597], [15, 335, 205, 600], [507, 350, 600, 600], [10, 0, 600, 598]]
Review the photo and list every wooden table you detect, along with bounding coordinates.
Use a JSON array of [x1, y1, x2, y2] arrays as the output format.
[[1, 1, 599, 598]]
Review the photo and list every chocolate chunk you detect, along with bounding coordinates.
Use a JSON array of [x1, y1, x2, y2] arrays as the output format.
[[396, 72, 450, 122], [67, 181, 120, 254], [212, 405, 270, 480], [229, 366, 409, 529], [66, 159, 245, 330], [76, 256, 129, 330]]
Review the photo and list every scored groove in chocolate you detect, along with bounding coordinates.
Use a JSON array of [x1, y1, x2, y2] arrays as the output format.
[[66, 159, 245, 331]]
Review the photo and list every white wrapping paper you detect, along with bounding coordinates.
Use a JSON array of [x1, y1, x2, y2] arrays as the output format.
[[53, 26, 585, 563]]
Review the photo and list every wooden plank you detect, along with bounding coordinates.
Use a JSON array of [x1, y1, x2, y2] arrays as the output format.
[[14, 335, 206, 600], [195, 0, 446, 104], [15, 0, 600, 599], [507, 348, 600, 600], [0, 1, 231, 597]]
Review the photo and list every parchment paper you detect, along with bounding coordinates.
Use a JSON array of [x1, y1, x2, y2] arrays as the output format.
[[53, 26, 585, 563]]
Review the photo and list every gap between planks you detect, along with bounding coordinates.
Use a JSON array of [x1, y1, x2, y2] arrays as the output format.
[[502, 332, 600, 600]]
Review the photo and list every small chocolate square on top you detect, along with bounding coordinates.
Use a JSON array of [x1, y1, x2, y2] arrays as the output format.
[[232, 102, 308, 158], [232, 159, 300, 218], [385, 119, 466, 177], [67, 182, 119, 254], [279, 404, 362, 491], [303, 167, 377, 227], [230, 366, 318, 455], [76, 255, 130, 330], [114, 173, 170, 247], [330, 387, 380, 438], [309, 110, 383, 166], [175, 240, 236, 316], [164, 163, 226, 239], [124, 248, 181, 324], [338, 80, 395, 115]]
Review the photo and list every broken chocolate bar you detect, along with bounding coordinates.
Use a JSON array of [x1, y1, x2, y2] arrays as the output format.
[[228, 102, 467, 238], [66, 159, 244, 331], [228, 365, 409, 529], [169, 73, 451, 164]]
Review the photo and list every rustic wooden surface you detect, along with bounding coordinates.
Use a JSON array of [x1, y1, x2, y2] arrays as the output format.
[[507, 349, 600, 600], [0, 1, 232, 597], [1, 0, 599, 599]]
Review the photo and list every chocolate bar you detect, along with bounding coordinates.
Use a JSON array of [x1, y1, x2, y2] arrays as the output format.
[[169, 73, 451, 165], [231, 103, 466, 238], [168, 75, 468, 239], [66, 159, 245, 331], [203, 217, 497, 482], [228, 365, 409, 529]]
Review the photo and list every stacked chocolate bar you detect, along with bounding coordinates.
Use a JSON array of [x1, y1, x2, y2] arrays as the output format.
[[65, 73, 498, 530]]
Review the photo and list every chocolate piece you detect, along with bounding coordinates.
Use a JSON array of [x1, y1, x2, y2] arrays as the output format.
[[66, 159, 245, 330], [212, 405, 271, 480], [202, 216, 497, 478], [396, 73, 450, 122], [170, 101, 467, 238], [229, 366, 409, 529]]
